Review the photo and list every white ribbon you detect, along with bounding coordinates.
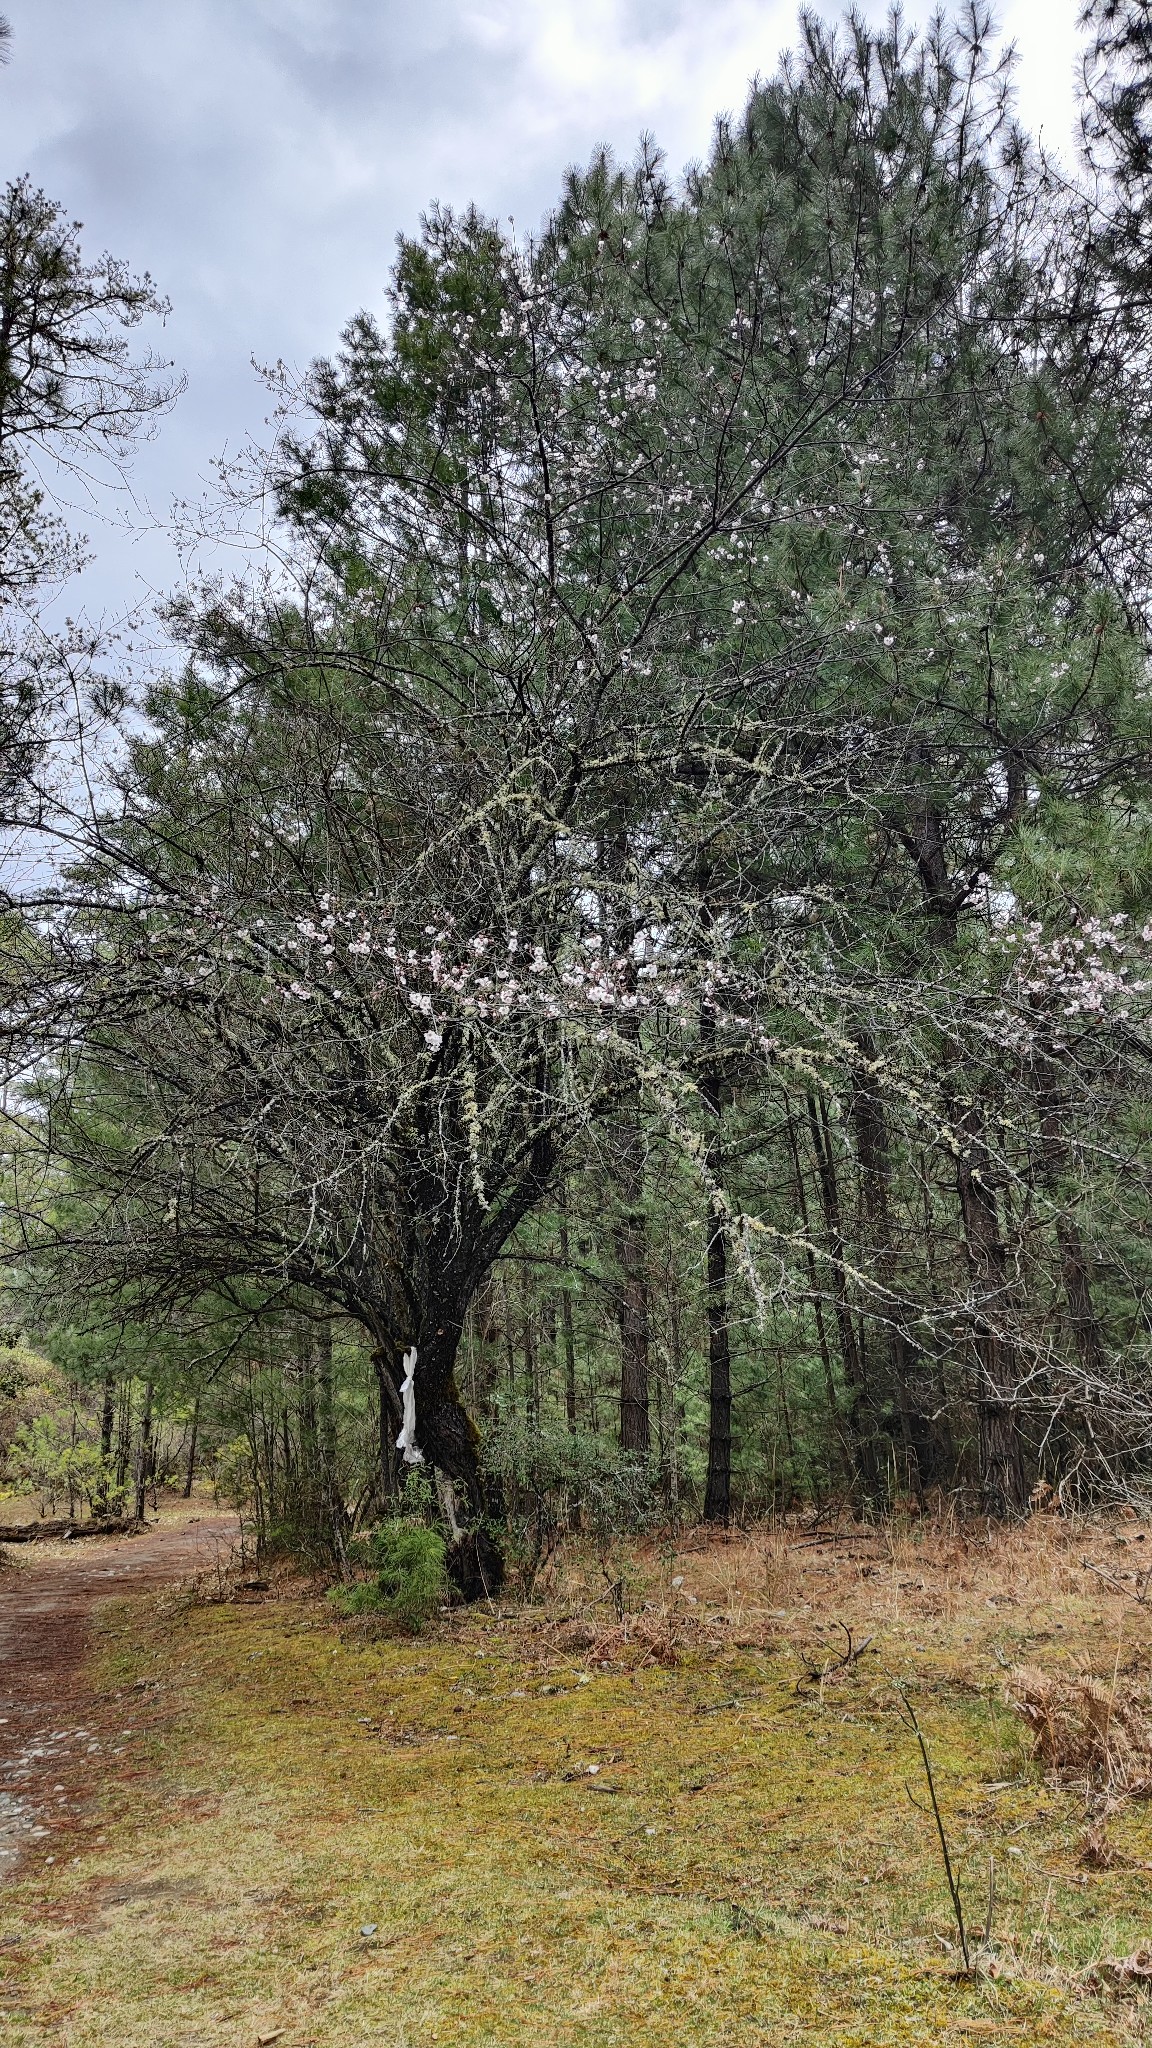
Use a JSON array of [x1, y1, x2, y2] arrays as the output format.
[[395, 1345, 424, 1465]]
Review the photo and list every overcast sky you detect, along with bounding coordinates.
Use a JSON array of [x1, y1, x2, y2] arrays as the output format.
[[2, 0, 1082, 629]]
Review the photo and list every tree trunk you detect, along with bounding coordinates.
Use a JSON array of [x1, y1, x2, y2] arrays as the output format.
[[852, 1040, 931, 1497], [893, 794, 1029, 1510], [703, 1210, 732, 1522], [133, 1379, 154, 1524], [183, 1395, 199, 1499], [100, 1374, 115, 1461], [313, 1318, 346, 1558], [805, 1093, 879, 1494], [413, 1313, 504, 1599], [559, 1213, 578, 1433], [373, 1347, 401, 1508], [701, 1059, 732, 1525], [1054, 1213, 1106, 1380], [601, 811, 650, 1458], [520, 1262, 539, 1425], [611, 1121, 650, 1456], [786, 1113, 855, 1487], [951, 1094, 1028, 1513], [96, 1374, 116, 1514], [115, 1379, 133, 1492]]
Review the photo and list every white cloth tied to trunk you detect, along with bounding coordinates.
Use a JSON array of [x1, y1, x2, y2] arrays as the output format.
[[396, 1345, 424, 1465]]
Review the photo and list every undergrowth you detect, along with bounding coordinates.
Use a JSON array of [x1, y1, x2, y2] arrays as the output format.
[[328, 1519, 448, 1631]]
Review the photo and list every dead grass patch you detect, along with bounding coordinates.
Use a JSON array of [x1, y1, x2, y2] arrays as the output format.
[[1005, 1665, 1152, 1796]]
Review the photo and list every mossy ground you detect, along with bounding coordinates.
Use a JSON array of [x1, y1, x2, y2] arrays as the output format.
[[2, 1510, 1152, 2045]]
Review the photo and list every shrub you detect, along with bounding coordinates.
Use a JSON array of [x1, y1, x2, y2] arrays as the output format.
[[483, 1415, 657, 1541], [330, 1519, 447, 1632], [6, 1414, 121, 1517]]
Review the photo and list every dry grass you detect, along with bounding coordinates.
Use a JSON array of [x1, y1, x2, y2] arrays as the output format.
[[1006, 1666, 1152, 1796], [3, 1506, 1152, 2046]]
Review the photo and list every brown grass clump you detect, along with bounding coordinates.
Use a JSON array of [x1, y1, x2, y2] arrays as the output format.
[[1077, 1817, 1119, 1869], [1086, 1948, 1152, 1998], [549, 1607, 749, 1669], [580, 1612, 683, 1668], [1006, 1664, 1152, 1795]]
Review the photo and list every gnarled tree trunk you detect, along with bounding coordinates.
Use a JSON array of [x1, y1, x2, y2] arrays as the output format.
[[412, 1314, 504, 1600]]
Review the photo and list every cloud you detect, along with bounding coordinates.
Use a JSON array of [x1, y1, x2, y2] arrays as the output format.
[[0, 0, 1081, 624]]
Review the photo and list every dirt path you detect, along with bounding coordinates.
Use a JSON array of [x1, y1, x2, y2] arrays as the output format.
[[0, 1507, 238, 1882]]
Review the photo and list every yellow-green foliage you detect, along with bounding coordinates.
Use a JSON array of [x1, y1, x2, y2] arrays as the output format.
[[0, 1344, 68, 1490], [2, 1523, 1151, 2045], [330, 1520, 448, 1631]]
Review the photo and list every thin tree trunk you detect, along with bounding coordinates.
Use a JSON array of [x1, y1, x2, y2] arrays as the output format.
[[559, 1213, 578, 1432], [786, 1112, 855, 1487], [374, 1347, 401, 1507], [133, 1380, 154, 1524], [805, 1093, 878, 1493], [313, 1317, 345, 1557], [1054, 1214, 1106, 1378], [602, 812, 650, 1457], [703, 1203, 733, 1522], [776, 1349, 798, 1500], [895, 797, 1028, 1511], [96, 1374, 116, 1514], [183, 1395, 200, 1499], [520, 1262, 539, 1425], [951, 1093, 1028, 1513], [296, 1319, 317, 1514], [852, 1040, 928, 1498], [100, 1374, 115, 1461], [115, 1380, 133, 1492], [699, 1023, 733, 1523], [611, 1121, 650, 1456]]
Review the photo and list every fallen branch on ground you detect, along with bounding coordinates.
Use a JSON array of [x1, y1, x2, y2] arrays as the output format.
[[0, 1517, 141, 1543]]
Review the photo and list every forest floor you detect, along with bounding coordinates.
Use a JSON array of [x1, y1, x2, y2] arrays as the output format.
[[2, 1503, 1152, 2045]]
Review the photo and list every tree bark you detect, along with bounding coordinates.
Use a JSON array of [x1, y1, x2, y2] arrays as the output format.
[[183, 1395, 199, 1499], [413, 1313, 504, 1599], [951, 1094, 1028, 1513], [115, 1379, 132, 1492], [373, 1347, 401, 1508], [805, 1093, 879, 1493], [701, 1062, 732, 1525], [559, 1201, 578, 1432], [312, 1317, 346, 1557], [520, 1261, 539, 1426], [851, 1040, 932, 1497], [96, 1373, 116, 1514], [786, 1112, 855, 1487], [133, 1379, 154, 1524]]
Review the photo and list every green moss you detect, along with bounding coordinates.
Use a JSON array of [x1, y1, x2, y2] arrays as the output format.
[[4, 1540, 1149, 2046]]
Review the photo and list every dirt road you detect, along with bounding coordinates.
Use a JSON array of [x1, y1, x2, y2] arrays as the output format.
[[0, 1509, 238, 1882]]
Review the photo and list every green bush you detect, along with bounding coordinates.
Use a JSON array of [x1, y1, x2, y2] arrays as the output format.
[[330, 1519, 448, 1632], [5, 1415, 124, 1517], [483, 1415, 657, 1542]]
